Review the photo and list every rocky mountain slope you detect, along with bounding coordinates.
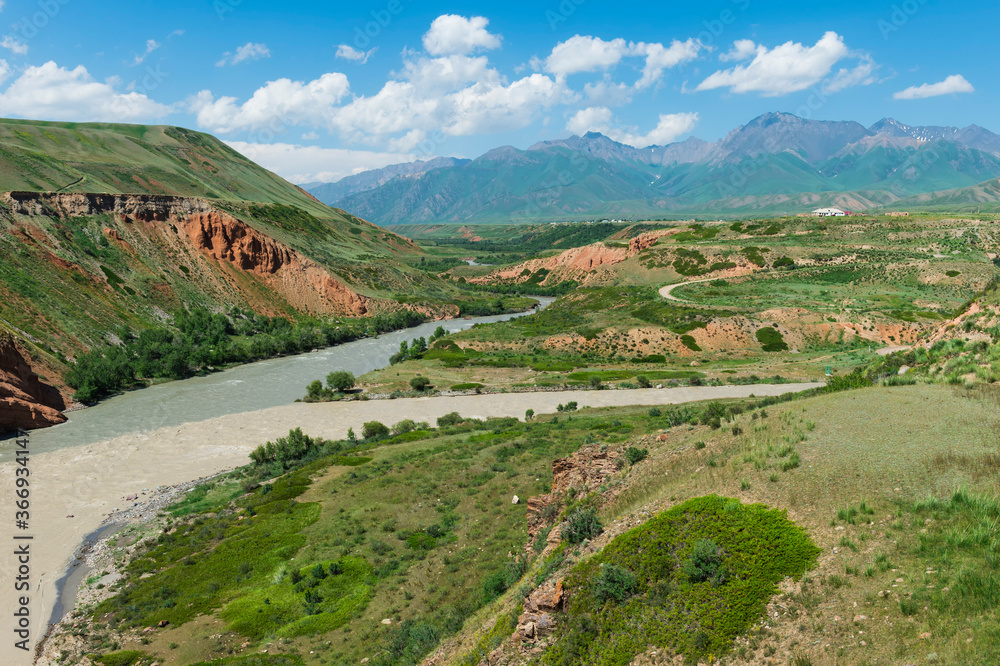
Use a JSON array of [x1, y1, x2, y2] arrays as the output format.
[[310, 113, 1000, 223], [0, 119, 456, 430]]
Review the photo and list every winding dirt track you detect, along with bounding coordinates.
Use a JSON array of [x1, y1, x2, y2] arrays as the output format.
[[657, 277, 718, 303], [2, 383, 820, 664]]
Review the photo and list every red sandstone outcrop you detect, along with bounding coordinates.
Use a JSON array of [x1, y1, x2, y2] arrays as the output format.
[[5, 191, 379, 317], [184, 211, 372, 316], [473, 228, 681, 286], [0, 334, 66, 431]]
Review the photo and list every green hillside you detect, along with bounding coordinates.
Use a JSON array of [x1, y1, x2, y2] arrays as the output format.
[[0, 119, 475, 405], [0, 118, 334, 215]]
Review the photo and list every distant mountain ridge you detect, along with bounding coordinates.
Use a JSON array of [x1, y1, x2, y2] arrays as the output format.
[[306, 113, 1000, 223], [307, 156, 471, 203]]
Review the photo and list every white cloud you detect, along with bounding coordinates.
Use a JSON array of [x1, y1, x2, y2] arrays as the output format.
[[189, 72, 350, 133], [1, 35, 27, 55], [566, 106, 614, 135], [193, 46, 567, 149], [544, 35, 701, 88], [632, 39, 703, 89], [0, 61, 172, 121], [132, 39, 160, 66], [697, 31, 849, 96], [216, 42, 271, 67], [0, 59, 10, 86], [824, 55, 879, 94], [719, 39, 757, 62], [565, 106, 698, 148], [545, 35, 629, 77], [301, 130, 319, 140], [423, 15, 501, 56], [894, 74, 974, 100], [224, 141, 414, 184], [336, 44, 376, 64]]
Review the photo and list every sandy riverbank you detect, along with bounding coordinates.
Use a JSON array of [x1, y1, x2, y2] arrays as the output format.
[[0, 383, 817, 664]]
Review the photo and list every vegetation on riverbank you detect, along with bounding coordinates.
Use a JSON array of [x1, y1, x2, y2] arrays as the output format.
[[63, 379, 1000, 666]]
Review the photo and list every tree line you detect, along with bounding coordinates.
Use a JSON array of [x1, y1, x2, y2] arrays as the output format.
[[66, 306, 425, 403]]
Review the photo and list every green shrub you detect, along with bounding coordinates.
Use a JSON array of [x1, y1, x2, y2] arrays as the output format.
[[362, 421, 390, 440], [756, 327, 788, 352], [637, 375, 652, 388], [392, 419, 418, 435], [326, 370, 355, 392], [682, 538, 724, 583], [305, 380, 324, 400], [563, 507, 602, 544], [546, 495, 820, 663], [437, 412, 464, 427], [93, 651, 149, 666], [624, 447, 649, 465], [410, 376, 431, 391], [680, 335, 702, 352], [592, 564, 637, 604]]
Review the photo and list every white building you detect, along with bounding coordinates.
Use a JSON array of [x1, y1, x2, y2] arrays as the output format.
[[812, 207, 846, 217]]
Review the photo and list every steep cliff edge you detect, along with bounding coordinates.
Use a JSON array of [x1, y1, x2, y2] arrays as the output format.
[[0, 333, 66, 432], [4, 192, 381, 318]]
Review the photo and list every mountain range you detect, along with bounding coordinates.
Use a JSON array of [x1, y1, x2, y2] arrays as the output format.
[[306, 112, 1000, 223]]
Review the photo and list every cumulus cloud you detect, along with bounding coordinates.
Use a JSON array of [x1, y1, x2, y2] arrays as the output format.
[[697, 31, 850, 96], [132, 39, 160, 66], [632, 39, 703, 89], [894, 74, 974, 100], [216, 42, 271, 67], [544, 35, 701, 88], [189, 72, 350, 133], [423, 15, 501, 56], [225, 140, 415, 184], [545, 36, 629, 77], [1, 35, 27, 55], [0, 61, 172, 121], [565, 106, 698, 148], [566, 106, 614, 135], [719, 39, 758, 62], [824, 55, 879, 94], [193, 49, 566, 150], [336, 44, 376, 64]]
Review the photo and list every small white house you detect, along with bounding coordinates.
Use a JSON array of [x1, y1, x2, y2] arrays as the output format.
[[812, 207, 846, 217]]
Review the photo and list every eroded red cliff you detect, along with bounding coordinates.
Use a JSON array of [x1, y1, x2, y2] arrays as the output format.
[[0, 334, 67, 432]]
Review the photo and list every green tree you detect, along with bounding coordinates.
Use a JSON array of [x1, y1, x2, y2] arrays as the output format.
[[305, 379, 324, 401], [362, 421, 390, 440], [326, 370, 356, 392]]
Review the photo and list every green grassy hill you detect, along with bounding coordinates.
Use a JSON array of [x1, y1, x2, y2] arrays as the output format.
[[0, 118, 466, 405], [0, 119, 328, 213]]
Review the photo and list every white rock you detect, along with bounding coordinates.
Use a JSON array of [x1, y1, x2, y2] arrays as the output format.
[[512, 495, 520, 504]]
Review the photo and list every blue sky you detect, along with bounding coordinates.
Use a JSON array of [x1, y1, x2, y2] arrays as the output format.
[[0, 0, 994, 183]]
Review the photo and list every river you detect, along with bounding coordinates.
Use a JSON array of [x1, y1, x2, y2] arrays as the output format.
[[4, 299, 553, 460]]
